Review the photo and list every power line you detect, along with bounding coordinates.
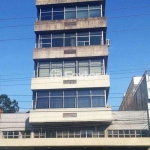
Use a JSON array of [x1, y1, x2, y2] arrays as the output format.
[[0, 4, 150, 21], [0, 13, 150, 29], [0, 27, 150, 42]]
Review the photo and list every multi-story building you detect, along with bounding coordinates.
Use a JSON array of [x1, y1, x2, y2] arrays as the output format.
[[0, 1, 150, 150], [120, 71, 150, 111]]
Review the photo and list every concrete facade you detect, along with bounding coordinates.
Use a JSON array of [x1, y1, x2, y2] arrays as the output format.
[[33, 45, 108, 59], [0, 0, 149, 149], [36, 0, 105, 5], [31, 75, 110, 90], [35, 18, 106, 32]]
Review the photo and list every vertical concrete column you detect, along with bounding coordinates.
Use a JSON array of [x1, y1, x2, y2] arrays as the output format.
[[104, 128, 108, 137], [0, 131, 2, 138], [19, 131, 22, 139], [31, 131, 34, 138]]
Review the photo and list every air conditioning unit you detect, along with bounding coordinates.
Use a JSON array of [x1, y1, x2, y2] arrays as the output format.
[[106, 39, 110, 47]]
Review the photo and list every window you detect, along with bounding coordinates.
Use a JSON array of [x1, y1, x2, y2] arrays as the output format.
[[78, 90, 91, 108], [37, 30, 103, 48], [35, 89, 106, 109], [77, 6, 88, 19], [50, 91, 63, 108], [65, 7, 76, 19], [40, 8, 52, 20], [3, 131, 19, 139], [51, 61, 63, 77], [90, 59, 103, 75], [65, 33, 76, 47], [38, 4, 102, 21], [64, 61, 76, 76], [64, 91, 76, 108], [77, 32, 89, 46], [78, 60, 89, 75], [89, 4, 101, 18], [52, 34, 64, 47], [90, 31, 102, 45], [39, 35, 51, 48], [36, 59, 104, 77], [53, 7, 64, 20], [38, 62, 50, 77], [36, 92, 49, 109]]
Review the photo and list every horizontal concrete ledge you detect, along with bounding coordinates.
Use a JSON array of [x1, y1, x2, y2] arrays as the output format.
[[34, 17, 107, 32], [31, 75, 110, 90], [33, 45, 108, 59], [0, 138, 150, 147], [36, 0, 104, 5]]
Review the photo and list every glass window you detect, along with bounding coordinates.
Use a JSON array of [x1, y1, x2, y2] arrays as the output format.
[[51, 61, 63, 77], [89, 5, 101, 18], [81, 130, 86, 138], [50, 91, 63, 108], [78, 90, 91, 108], [92, 96, 105, 107], [87, 130, 92, 138], [64, 91, 76, 108], [90, 60, 103, 75], [41, 8, 52, 20], [65, 33, 76, 47], [37, 98, 49, 109], [77, 32, 89, 46], [52, 34, 64, 47], [91, 89, 104, 95], [37, 91, 49, 97], [64, 61, 76, 76], [77, 6, 88, 19], [78, 60, 89, 75], [39, 62, 50, 77], [78, 96, 91, 108], [40, 35, 51, 48], [65, 7, 76, 19], [90, 35, 101, 45], [53, 7, 64, 20]]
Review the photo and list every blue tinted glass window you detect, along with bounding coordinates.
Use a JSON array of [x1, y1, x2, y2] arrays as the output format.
[[52, 34, 64, 47], [92, 96, 105, 107], [89, 9, 101, 18], [89, 5, 101, 18], [91, 89, 104, 95], [64, 90, 76, 96], [37, 92, 49, 97], [50, 97, 63, 108], [90, 36, 101, 45], [37, 98, 49, 109], [77, 10, 88, 18], [78, 90, 90, 95], [40, 35, 51, 48], [65, 7, 76, 19], [51, 91, 63, 97], [53, 7, 64, 20], [78, 97, 91, 108], [41, 8, 52, 20], [64, 97, 76, 108], [65, 33, 76, 47]]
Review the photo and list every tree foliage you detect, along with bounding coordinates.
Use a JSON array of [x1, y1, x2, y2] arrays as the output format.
[[0, 94, 19, 113]]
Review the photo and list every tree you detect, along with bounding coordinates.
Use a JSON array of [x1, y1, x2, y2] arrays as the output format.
[[0, 94, 19, 113]]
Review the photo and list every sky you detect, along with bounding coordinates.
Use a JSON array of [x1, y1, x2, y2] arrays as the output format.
[[0, 0, 150, 112]]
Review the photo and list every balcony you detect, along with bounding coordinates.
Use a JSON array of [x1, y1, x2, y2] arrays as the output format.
[[33, 45, 108, 59], [31, 75, 110, 90], [34, 17, 106, 32], [36, 0, 105, 5]]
